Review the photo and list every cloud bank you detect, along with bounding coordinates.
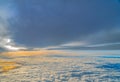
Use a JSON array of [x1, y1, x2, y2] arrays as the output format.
[[1, 0, 120, 50]]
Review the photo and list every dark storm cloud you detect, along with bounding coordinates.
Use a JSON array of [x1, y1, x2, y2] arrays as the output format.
[[10, 0, 120, 49]]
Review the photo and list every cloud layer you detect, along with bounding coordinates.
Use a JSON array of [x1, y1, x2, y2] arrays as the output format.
[[1, 0, 120, 50]]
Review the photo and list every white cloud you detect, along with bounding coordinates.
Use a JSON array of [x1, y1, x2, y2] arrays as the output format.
[[41, 41, 87, 50], [60, 41, 87, 47], [0, 2, 27, 51]]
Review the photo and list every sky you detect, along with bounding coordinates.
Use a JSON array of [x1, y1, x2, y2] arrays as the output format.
[[0, 0, 120, 51]]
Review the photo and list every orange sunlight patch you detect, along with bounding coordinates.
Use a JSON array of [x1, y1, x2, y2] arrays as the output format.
[[1, 50, 67, 57], [0, 60, 20, 72]]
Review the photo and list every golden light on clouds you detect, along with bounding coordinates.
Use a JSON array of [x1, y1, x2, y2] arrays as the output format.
[[0, 50, 67, 72], [1, 50, 66, 57], [0, 60, 20, 72]]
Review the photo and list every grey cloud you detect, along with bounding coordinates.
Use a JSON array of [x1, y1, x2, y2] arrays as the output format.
[[0, 0, 24, 51], [83, 28, 120, 45], [0, 9, 11, 50], [8, 0, 120, 49]]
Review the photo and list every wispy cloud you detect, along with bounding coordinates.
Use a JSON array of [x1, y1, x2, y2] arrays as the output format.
[[60, 41, 87, 47], [0, 1, 26, 51], [86, 42, 120, 47]]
